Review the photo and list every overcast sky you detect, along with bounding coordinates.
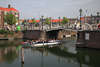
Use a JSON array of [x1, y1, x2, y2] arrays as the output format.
[[0, 0, 100, 19]]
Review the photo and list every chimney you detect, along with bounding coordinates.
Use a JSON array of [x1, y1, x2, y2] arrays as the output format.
[[8, 4, 11, 8]]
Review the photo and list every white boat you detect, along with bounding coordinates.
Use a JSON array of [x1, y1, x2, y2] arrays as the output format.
[[31, 40, 61, 47], [66, 35, 71, 38]]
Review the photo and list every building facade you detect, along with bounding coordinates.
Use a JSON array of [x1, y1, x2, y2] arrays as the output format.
[[0, 5, 19, 28], [81, 12, 100, 24]]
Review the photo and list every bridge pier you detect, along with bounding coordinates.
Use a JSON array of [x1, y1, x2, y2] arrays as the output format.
[[22, 29, 77, 40], [22, 30, 45, 40], [76, 30, 100, 49]]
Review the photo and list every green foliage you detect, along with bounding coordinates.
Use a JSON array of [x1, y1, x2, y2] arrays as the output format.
[[9, 31, 14, 35], [32, 18, 36, 24], [32, 20, 36, 24], [44, 18, 51, 25], [4, 13, 16, 25], [61, 17, 69, 25], [0, 29, 14, 35]]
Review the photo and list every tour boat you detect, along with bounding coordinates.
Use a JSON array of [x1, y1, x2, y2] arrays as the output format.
[[31, 40, 61, 47]]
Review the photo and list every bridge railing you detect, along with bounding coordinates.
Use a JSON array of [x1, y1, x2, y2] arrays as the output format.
[[20, 25, 64, 31], [18, 23, 100, 31]]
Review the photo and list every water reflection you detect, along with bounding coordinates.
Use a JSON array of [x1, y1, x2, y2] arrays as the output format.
[[21, 47, 24, 67], [0, 40, 22, 65], [76, 48, 100, 67], [32, 46, 100, 67], [0, 46, 19, 63], [0, 39, 100, 67]]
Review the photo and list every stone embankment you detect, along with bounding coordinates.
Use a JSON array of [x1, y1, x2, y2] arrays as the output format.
[[0, 31, 23, 40]]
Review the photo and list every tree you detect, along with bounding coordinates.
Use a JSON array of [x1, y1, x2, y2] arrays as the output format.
[[4, 13, 17, 31], [32, 18, 36, 29], [61, 17, 69, 25], [44, 18, 52, 29], [4, 13, 16, 25], [61, 17, 69, 28], [32, 18, 36, 24], [44, 18, 51, 25]]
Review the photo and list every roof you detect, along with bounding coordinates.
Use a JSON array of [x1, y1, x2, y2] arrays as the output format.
[[0, 7, 19, 12], [28, 20, 40, 23], [35, 20, 40, 22], [28, 19, 63, 23], [51, 19, 63, 22]]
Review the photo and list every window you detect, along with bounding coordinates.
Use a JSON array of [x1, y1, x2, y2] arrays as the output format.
[[85, 33, 89, 40]]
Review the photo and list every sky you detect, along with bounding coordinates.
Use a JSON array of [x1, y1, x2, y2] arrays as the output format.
[[0, 0, 100, 19]]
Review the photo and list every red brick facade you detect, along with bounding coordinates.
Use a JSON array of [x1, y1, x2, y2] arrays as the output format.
[[0, 5, 19, 28]]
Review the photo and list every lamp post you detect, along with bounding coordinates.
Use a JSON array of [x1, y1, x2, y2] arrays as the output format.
[[58, 16, 61, 26], [41, 16, 44, 30], [97, 12, 100, 24], [79, 9, 82, 30], [49, 17, 52, 29]]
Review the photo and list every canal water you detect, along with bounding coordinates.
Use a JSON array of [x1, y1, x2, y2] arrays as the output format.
[[0, 38, 100, 67]]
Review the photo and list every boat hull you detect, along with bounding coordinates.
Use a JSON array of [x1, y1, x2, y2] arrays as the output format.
[[31, 42, 60, 47]]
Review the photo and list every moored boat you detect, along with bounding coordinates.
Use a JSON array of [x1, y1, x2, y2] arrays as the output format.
[[32, 40, 61, 47], [22, 40, 61, 48]]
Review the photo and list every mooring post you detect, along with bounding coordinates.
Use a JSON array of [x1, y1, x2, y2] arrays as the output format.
[[43, 40, 44, 48], [21, 47, 24, 64]]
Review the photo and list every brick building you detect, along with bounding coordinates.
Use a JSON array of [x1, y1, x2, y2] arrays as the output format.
[[81, 12, 100, 24], [0, 5, 19, 28]]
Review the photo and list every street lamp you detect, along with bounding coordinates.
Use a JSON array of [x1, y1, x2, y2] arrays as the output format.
[[97, 12, 100, 24], [41, 16, 44, 30], [49, 17, 52, 29], [58, 16, 61, 26], [79, 9, 82, 29]]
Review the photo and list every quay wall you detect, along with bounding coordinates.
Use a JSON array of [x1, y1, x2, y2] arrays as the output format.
[[0, 31, 23, 40], [76, 30, 100, 48], [22, 29, 77, 40], [0, 30, 77, 40]]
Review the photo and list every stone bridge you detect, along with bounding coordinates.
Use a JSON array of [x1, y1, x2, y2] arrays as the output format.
[[22, 29, 77, 40]]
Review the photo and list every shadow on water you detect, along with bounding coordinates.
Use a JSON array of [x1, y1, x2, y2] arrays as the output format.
[[45, 47, 100, 67], [76, 48, 100, 67], [0, 38, 100, 67], [32, 37, 100, 67]]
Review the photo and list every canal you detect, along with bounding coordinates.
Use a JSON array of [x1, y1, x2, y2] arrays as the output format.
[[0, 38, 100, 67]]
